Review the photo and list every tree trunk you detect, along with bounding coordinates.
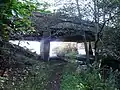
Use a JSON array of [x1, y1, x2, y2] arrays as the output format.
[[94, 0, 99, 61], [83, 32, 90, 65], [75, 0, 90, 65]]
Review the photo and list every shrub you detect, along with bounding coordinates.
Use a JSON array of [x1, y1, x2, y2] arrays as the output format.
[[60, 63, 118, 90], [0, 61, 49, 90], [53, 43, 78, 63]]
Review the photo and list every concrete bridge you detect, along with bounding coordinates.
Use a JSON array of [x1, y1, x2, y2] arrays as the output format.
[[10, 12, 96, 61]]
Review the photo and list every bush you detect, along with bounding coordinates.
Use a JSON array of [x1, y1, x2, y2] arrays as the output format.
[[53, 43, 78, 62], [60, 64, 118, 90], [0, 60, 49, 90]]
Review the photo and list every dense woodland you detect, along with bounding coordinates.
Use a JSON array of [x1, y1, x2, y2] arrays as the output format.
[[0, 0, 120, 90]]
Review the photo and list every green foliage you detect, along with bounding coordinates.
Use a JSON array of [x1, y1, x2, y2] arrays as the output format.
[[1, 61, 49, 90], [60, 64, 118, 90], [65, 52, 78, 63], [0, 0, 36, 41], [0, 0, 51, 41], [53, 43, 78, 57]]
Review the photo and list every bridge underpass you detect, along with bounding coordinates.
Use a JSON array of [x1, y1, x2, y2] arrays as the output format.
[[10, 12, 96, 61]]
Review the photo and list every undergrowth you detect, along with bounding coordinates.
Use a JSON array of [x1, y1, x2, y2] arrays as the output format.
[[0, 54, 51, 90], [60, 63, 118, 90], [0, 42, 54, 90]]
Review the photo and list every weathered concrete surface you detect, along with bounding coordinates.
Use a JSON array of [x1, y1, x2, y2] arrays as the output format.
[[40, 31, 50, 61], [10, 12, 96, 42]]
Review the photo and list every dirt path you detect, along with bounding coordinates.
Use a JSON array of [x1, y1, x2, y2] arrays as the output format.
[[45, 62, 66, 90]]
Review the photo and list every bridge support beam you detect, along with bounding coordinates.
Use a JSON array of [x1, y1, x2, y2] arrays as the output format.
[[40, 31, 50, 61]]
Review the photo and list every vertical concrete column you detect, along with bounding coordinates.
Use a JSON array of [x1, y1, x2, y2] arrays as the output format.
[[40, 31, 50, 61], [89, 41, 93, 56]]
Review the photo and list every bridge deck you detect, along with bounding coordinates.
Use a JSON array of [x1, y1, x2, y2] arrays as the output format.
[[10, 12, 96, 42]]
